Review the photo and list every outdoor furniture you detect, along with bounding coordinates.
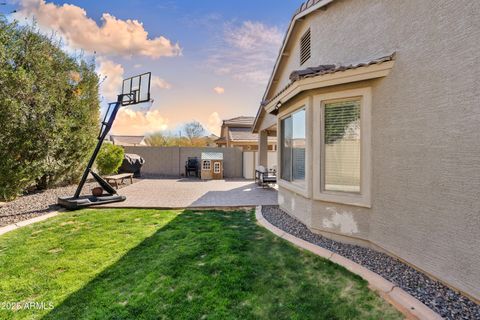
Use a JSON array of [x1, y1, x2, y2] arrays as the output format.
[[185, 157, 199, 177], [255, 165, 277, 187], [104, 173, 134, 189], [118, 153, 145, 178]]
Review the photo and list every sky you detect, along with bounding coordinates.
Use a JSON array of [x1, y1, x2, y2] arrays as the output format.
[[3, 0, 302, 136]]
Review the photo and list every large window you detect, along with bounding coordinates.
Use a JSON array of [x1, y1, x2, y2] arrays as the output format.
[[323, 100, 361, 193], [281, 108, 306, 183]]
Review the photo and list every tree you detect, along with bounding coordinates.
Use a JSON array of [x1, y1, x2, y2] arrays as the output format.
[[184, 121, 205, 141], [0, 18, 100, 200], [183, 121, 206, 146]]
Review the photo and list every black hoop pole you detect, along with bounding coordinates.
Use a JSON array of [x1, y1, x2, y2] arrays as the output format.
[[73, 95, 123, 199]]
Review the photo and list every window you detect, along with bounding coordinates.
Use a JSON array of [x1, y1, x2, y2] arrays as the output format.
[[214, 162, 221, 174], [202, 160, 211, 170], [324, 99, 361, 193], [281, 108, 306, 183], [300, 28, 311, 65], [313, 88, 372, 207]]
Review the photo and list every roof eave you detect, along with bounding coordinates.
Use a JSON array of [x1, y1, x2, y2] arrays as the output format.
[[264, 60, 395, 114]]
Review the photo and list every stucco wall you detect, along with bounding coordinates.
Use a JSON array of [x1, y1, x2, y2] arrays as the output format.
[[269, 0, 480, 300], [123, 146, 243, 178]]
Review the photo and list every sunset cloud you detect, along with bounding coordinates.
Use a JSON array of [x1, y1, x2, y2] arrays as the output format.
[[16, 0, 181, 58], [97, 57, 124, 101], [152, 76, 172, 90], [213, 86, 225, 94], [206, 112, 222, 136], [208, 21, 283, 85], [112, 109, 169, 135]]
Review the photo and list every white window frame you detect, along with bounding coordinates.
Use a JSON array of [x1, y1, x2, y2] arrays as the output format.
[[277, 97, 312, 198], [213, 162, 221, 174], [313, 88, 372, 208], [202, 160, 211, 170]]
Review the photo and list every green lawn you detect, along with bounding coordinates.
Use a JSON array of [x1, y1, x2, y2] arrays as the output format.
[[0, 209, 401, 320]]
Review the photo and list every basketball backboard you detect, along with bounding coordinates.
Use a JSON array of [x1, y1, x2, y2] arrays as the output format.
[[121, 72, 151, 106]]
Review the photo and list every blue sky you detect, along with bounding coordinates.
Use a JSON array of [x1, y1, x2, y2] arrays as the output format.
[[6, 0, 302, 135]]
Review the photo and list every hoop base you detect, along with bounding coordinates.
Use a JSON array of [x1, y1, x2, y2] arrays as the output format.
[[58, 194, 126, 210]]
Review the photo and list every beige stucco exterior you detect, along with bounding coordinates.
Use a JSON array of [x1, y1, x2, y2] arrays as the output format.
[[255, 0, 480, 300]]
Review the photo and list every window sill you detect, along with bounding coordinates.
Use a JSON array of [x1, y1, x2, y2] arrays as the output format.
[[313, 191, 371, 208], [278, 179, 309, 198]]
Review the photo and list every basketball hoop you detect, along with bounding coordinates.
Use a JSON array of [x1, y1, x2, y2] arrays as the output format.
[[58, 72, 152, 210]]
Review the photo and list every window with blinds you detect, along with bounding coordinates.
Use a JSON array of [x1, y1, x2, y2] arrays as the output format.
[[281, 109, 306, 183], [324, 99, 361, 193], [300, 28, 311, 65]]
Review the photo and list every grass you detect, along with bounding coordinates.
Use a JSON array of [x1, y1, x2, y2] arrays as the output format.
[[0, 209, 402, 320]]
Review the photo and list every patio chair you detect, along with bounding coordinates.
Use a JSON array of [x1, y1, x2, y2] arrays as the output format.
[[255, 165, 277, 187], [185, 157, 199, 177]]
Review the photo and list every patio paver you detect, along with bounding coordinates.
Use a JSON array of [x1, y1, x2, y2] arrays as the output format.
[[102, 178, 278, 208]]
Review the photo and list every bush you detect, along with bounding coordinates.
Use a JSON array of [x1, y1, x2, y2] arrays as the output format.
[[0, 18, 100, 200], [96, 144, 124, 175]]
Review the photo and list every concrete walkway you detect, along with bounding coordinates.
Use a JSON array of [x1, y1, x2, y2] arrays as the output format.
[[103, 178, 278, 209]]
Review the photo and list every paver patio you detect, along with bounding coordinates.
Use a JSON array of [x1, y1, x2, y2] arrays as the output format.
[[103, 178, 278, 208]]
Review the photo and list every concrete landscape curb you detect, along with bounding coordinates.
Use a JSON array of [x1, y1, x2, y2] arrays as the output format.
[[255, 206, 443, 320], [0, 212, 61, 236]]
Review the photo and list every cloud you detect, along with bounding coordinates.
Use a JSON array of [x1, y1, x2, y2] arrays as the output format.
[[213, 86, 225, 94], [112, 109, 169, 135], [97, 57, 124, 101], [16, 0, 181, 58], [152, 76, 172, 90], [208, 21, 283, 85], [206, 112, 222, 135]]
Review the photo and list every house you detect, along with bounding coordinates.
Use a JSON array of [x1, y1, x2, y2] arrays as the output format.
[[215, 116, 276, 151], [203, 134, 220, 147], [253, 0, 480, 301], [110, 135, 146, 146]]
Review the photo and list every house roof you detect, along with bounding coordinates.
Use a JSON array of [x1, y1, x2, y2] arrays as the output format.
[[229, 127, 258, 142], [253, 0, 336, 132], [223, 116, 255, 127], [201, 152, 223, 160], [262, 54, 395, 108], [110, 135, 145, 145]]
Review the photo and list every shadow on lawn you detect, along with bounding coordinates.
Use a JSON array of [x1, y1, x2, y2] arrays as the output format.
[[42, 210, 396, 320]]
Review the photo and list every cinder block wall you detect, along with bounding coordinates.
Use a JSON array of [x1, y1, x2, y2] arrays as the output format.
[[123, 146, 243, 178]]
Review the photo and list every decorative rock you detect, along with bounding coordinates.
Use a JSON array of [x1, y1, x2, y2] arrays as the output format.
[[262, 205, 480, 320]]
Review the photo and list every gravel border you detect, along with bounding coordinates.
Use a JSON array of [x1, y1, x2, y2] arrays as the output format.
[[0, 181, 134, 227], [262, 205, 479, 320]]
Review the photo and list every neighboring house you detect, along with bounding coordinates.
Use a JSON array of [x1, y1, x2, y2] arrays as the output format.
[[253, 0, 480, 300], [110, 135, 146, 146], [215, 116, 276, 151], [203, 134, 220, 147]]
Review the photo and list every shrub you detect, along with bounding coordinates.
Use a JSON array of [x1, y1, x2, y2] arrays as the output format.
[[96, 144, 124, 175], [0, 18, 99, 200]]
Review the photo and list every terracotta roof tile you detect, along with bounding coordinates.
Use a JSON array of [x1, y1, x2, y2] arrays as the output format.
[[261, 53, 395, 107]]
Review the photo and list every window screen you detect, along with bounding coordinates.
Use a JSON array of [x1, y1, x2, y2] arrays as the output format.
[[324, 99, 361, 193]]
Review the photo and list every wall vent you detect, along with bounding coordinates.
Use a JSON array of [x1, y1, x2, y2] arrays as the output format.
[[300, 28, 311, 65]]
